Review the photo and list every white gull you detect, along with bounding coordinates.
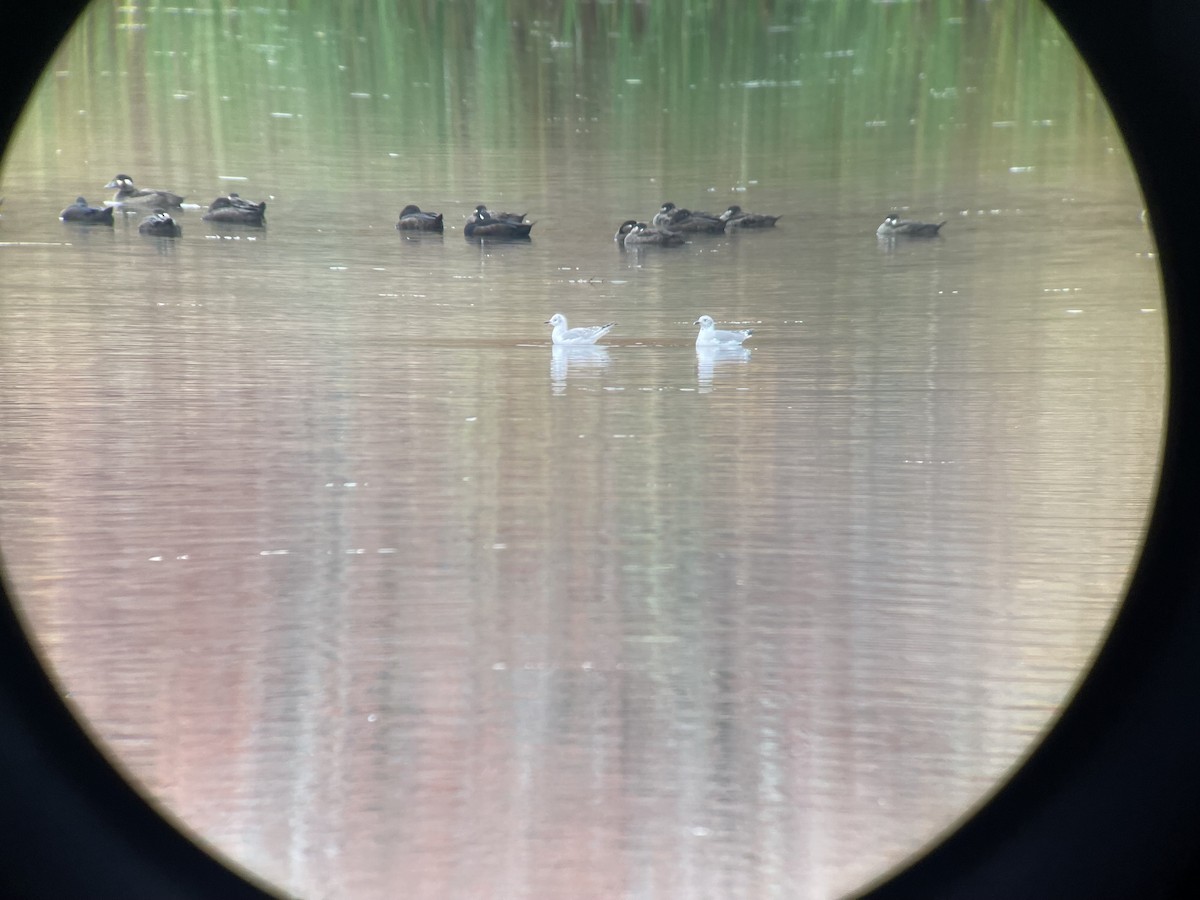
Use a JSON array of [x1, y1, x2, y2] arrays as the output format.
[[545, 313, 616, 346], [694, 314, 752, 347]]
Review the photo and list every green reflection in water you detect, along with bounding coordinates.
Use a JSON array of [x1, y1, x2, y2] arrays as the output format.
[[8, 0, 1113, 201]]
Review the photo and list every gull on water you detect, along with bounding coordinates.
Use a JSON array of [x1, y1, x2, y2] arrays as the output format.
[[545, 313, 617, 346], [694, 315, 752, 347]]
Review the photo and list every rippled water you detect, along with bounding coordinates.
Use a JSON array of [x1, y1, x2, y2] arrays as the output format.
[[0, 2, 1165, 898]]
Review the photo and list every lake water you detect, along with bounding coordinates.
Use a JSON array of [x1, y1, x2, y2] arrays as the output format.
[[0, 2, 1165, 898]]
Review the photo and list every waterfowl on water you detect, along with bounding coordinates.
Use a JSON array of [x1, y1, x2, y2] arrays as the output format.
[[720, 205, 780, 228], [694, 315, 752, 347], [545, 313, 616, 346], [105, 174, 184, 209], [138, 209, 182, 237], [622, 221, 684, 246], [615, 219, 639, 242], [473, 204, 527, 224], [60, 196, 114, 225], [876, 213, 946, 237], [652, 202, 725, 233], [650, 203, 680, 228], [464, 207, 533, 239], [396, 204, 444, 232], [203, 193, 266, 225], [650, 202, 702, 227]]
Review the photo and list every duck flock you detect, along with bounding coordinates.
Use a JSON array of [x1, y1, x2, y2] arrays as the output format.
[[52, 173, 947, 347]]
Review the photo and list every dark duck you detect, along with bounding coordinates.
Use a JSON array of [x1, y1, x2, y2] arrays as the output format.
[[615, 220, 639, 243], [396, 204, 444, 232], [106, 174, 184, 209], [472, 204, 527, 224], [720, 205, 780, 228], [652, 202, 725, 233], [464, 206, 533, 239], [203, 193, 266, 225], [60, 196, 114, 225], [876, 213, 946, 237], [621, 221, 685, 247], [138, 209, 182, 237]]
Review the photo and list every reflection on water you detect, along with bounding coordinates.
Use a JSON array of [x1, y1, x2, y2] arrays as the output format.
[[0, 1, 1165, 898], [551, 345, 611, 395], [696, 345, 752, 393]]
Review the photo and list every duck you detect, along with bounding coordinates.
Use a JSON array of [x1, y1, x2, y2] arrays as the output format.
[[203, 193, 266, 225], [615, 219, 639, 243], [545, 313, 616, 346], [473, 204, 527, 224], [138, 209, 182, 237], [720, 205, 780, 228], [396, 204, 444, 232], [464, 207, 533, 239], [694, 315, 752, 347], [622, 221, 685, 247], [652, 202, 725, 233], [651, 202, 686, 228], [876, 213, 946, 237], [60, 196, 114, 225], [105, 174, 184, 209]]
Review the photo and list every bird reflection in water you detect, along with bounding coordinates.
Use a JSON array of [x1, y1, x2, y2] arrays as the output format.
[[696, 344, 751, 393], [550, 344, 611, 394]]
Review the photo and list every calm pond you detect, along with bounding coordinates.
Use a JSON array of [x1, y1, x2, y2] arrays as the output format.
[[0, 1, 1163, 898]]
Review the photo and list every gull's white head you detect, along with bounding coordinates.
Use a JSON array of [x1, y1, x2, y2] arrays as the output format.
[[545, 313, 567, 327], [694, 315, 715, 328]]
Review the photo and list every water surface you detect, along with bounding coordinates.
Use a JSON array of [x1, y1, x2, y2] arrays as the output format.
[[0, 2, 1164, 898]]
